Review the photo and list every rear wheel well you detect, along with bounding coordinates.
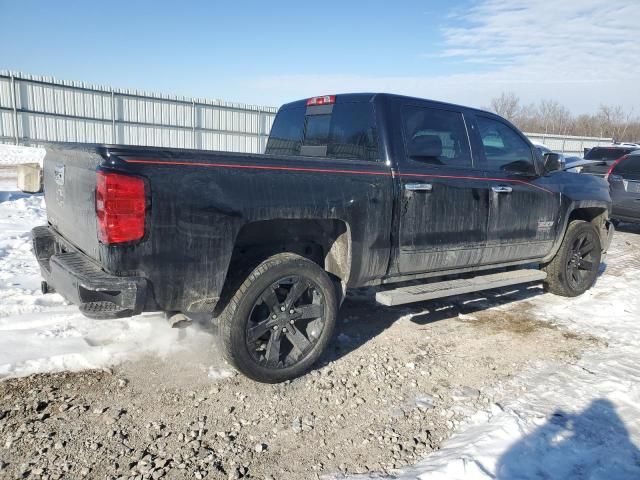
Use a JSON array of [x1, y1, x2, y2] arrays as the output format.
[[214, 219, 351, 315]]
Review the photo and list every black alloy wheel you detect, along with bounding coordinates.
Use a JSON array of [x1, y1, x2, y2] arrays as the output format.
[[218, 253, 338, 383], [543, 220, 601, 297], [565, 230, 598, 291], [246, 276, 326, 369]]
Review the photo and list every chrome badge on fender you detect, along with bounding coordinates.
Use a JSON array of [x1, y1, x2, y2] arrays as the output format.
[[54, 165, 65, 186]]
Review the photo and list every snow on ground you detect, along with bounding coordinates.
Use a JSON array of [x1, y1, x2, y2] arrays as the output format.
[[386, 230, 640, 479], [0, 183, 224, 379], [1, 179, 640, 478], [0, 144, 45, 166]]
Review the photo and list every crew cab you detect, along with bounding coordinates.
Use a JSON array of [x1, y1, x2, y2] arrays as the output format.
[[33, 93, 614, 382]]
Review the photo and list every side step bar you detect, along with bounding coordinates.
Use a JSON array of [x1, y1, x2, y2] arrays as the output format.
[[376, 269, 547, 307]]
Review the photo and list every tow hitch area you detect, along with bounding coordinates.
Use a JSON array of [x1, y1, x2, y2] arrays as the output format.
[[166, 312, 193, 329]]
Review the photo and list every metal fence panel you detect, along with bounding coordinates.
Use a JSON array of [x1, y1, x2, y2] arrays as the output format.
[[118, 96, 193, 127], [0, 76, 13, 109], [525, 133, 612, 157], [1, 71, 615, 158], [17, 112, 114, 144], [17, 81, 113, 120], [0, 110, 14, 141], [0, 71, 277, 154], [120, 124, 193, 149]]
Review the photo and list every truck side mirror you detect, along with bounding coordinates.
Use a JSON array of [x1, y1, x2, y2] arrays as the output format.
[[543, 152, 562, 173]]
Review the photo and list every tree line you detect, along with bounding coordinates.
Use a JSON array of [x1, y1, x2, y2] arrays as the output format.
[[487, 92, 640, 143]]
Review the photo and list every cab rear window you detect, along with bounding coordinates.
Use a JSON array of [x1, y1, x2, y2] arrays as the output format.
[[265, 103, 379, 161]]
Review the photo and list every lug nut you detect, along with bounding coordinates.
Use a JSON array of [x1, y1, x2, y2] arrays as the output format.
[[272, 314, 277, 319], [289, 309, 295, 314], [282, 327, 287, 333], [280, 306, 285, 312], [273, 326, 278, 330], [289, 320, 294, 325]]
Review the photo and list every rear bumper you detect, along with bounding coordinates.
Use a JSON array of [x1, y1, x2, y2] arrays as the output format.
[[32, 225, 148, 319]]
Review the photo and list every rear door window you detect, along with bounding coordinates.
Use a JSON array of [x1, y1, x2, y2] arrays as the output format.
[[401, 105, 473, 168], [614, 155, 640, 177], [265, 102, 379, 161]]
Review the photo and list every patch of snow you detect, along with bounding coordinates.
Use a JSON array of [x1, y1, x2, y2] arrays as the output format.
[[207, 366, 236, 381], [0, 168, 17, 192], [373, 231, 640, 479], [2, 180, 640, 477], [0, 187, 216, 379], [0, 144, 45, 166], [413, 393, 437, 411]]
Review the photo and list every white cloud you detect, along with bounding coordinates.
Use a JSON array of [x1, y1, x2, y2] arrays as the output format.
[[440, 0, 639, 79], [246, 0, 640, 114]]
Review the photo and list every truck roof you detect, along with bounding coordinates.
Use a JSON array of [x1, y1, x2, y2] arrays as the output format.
[[279, 93, 494, 117]]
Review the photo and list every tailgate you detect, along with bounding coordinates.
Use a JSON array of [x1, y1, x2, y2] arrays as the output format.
[[43, 145, 105, 261]]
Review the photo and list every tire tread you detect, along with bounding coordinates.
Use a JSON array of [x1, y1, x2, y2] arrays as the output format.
[[542, 220, 601, 297], [217, 253, 336, 383]]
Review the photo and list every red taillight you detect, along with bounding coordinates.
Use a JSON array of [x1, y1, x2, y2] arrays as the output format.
[[605, 154, 628, 180], [96, 171, 146, 244], [306, 95, 336, 106]]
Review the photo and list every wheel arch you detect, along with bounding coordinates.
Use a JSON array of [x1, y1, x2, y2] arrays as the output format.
[[567, 206, 608, 225], [215, 219, 352, 313], [543, 202, 611, 263]]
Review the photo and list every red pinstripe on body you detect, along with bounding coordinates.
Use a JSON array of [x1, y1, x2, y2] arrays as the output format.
[[122, 158, 555, 195]]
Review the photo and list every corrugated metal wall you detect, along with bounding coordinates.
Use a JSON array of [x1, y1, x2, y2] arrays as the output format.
[[0, 71, 277, 153], [525, 132, 613, 157], [1, 71, 614, 157]]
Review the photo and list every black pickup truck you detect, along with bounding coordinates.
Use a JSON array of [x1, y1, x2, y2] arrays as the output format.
[[33, 93, 614, 382]]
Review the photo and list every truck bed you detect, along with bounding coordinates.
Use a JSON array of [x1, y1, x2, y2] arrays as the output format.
[[40, 142, 394, 315]]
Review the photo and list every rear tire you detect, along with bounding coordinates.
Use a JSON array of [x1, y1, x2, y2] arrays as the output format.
[[542, 220, 601, 297], [218, 253, 337, 383]]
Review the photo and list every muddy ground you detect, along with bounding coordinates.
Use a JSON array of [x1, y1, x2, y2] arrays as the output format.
[[0, 279, 601, 480]]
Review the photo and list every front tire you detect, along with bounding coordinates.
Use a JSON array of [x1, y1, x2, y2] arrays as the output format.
[[218, 253, 338, 383], [543, 220, 601, 297]]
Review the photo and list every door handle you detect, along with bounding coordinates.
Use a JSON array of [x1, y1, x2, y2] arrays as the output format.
[[491, 185, 513, 193], [405, 182, 433, 192]]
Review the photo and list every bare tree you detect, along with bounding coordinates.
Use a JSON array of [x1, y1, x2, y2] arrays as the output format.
[[538, 100, 572, 135], [489, 92, 521, 123], [596, 105, 634, 141], [486, 92, 640, 143], [573, 114, 599, 137]]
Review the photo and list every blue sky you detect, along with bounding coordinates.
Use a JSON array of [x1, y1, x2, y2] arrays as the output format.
[[1, 0, 638, 113]]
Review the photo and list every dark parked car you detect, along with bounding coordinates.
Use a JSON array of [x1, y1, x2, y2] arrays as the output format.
[[32, 93, 614, 382], [581, 145, 640, 176], [607, 150, 640, 224]]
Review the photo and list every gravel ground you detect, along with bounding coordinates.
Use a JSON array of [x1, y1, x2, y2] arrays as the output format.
[[0, 282, 598, 480]]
